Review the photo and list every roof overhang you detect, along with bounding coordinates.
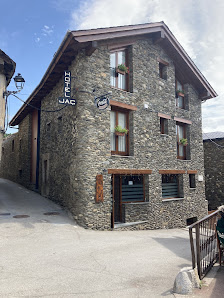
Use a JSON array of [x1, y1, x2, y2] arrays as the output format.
[[0, 50, 16, 86], [10, 22, 217, 126]]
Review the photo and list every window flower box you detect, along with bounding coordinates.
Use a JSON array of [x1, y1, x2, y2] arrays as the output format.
[[115, 131, 126, 136], [114, 125, 128, 136], [176, 90, 185, 98], [116, 64, 129, 75], [179, 138, 188, 146]]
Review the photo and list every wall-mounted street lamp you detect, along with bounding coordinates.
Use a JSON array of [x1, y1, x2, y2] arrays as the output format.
[[3, 73, 25, 97]]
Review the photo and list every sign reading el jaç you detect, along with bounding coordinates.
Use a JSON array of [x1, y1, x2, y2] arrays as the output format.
[[58, 71, 76, 106]]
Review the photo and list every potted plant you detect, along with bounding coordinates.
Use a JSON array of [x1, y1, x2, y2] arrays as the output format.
[[176, 89, 185, 97], [179, 138, 188, 146], [114, 125, 128, 136], [116, 64, 129, 75]]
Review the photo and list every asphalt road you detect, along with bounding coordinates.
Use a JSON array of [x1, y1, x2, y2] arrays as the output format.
[[0, 178, 193, 297]]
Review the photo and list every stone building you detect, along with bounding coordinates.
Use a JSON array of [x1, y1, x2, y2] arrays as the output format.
[[0, 50, 16, 159], [203, 132, 224, 211], [0, 22, 217, 230]]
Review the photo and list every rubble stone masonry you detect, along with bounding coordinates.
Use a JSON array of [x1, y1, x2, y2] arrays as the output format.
[[1, 37, 208, 229]]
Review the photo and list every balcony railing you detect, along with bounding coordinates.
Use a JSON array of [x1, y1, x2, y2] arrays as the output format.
[[189, 210, 219, 279]]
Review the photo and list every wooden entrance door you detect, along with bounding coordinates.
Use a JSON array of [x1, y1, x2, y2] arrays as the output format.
[[112, 175, 122, 225]]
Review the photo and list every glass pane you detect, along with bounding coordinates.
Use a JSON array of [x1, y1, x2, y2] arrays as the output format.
[[179, 144, 184, 157], [117, 51, 126, 90], [118, 112, 126, 152], [110, 53, 116, 87], [110, 111, 116, 151], [118, 51, 125, 65], [118, 112, 125, 128], [179, 126, 184, 139], [176, 80, 182, 91], [110, 53, 116, 68], [118, 73, 126, 90], [118, 135, 126, 152], [177, 96, 184, 108]]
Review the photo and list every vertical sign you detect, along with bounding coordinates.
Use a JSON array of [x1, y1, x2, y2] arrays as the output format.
[[58, 71, 76, 106], [64, 71, 71, 98], [96, 174, 104, 202]]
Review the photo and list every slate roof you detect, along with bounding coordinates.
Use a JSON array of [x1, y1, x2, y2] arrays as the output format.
[[203, 131, 224, 140]]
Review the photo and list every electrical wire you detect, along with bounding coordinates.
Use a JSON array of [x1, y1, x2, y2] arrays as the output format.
[[12, 94, 70, 113]]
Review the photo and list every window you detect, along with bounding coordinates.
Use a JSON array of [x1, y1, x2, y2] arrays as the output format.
[[176, 79, 185, 109], [110, 49, 129, 91], [12, 140, 14, 152], [162, 174, 183, 199], [110, 107, 129, 155], [121, 175, 145, 202], [158, 58, 168, 80], [189, 174, 196, 188], [176, 122, 187, 160], [160, 118, 168, 134]]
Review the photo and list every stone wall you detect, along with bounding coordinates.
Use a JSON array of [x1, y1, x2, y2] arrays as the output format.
[[1, 36, 208, 230], [0, 115, 32, 188], [204, 138, 224, 210]]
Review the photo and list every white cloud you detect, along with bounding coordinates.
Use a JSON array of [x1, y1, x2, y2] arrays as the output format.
[[69, 0, 224, 132], [42, 25, 54, 36]]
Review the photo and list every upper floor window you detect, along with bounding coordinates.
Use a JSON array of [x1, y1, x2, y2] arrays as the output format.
[[110, 107, 129, 155], [176, 79, 185, 109], [110, 49, 129, 91], [158, 58, 168, 80], [176, 122, 187, 160]]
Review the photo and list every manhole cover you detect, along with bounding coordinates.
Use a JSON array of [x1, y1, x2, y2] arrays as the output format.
[[13, 215, 30, 218], [43, 212, 60, 216]]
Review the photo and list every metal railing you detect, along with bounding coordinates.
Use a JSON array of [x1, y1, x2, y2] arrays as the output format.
[[189, 210, 219, 279]]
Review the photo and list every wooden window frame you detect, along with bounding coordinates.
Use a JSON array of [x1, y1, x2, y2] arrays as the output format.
[[176, 122, 187, 160], [111, 107, 129, 156], [121, 174, 145, 203], [161, 173, 183, 199], [158, 58, 168, 80], [110, 48, 129, 91], [175, 79, 185, 109]]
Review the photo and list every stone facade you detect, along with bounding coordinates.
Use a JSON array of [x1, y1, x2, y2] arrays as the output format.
[[0, 115, 32, 188], [203, 138, 224, 210], [1, 27, 211, 230]]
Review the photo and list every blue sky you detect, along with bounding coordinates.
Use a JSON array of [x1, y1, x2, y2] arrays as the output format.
[[1, 0, 224, 133]]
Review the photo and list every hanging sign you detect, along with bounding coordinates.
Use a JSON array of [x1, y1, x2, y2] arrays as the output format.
[[95, 95, 110, 110], [58, 71, 76, 106]]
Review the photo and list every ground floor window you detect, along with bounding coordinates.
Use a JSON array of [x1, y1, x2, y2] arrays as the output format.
[[189, 174, 196, 188], [121, 175, 145, 202], [162, 174, 183, 199]]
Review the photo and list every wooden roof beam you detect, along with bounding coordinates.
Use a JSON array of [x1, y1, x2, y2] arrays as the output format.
[[86, 41, 98, 56]]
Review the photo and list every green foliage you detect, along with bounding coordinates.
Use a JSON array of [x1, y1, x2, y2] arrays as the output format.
[[117, 64, 129, 73], [180, 138, 188, 145], [3, 133, 11, 138], [115, 125, 128, 134]]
